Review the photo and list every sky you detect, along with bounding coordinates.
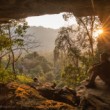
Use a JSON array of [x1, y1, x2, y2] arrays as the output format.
[[26, 13, 103, 36], [26, 13, 76, 29]]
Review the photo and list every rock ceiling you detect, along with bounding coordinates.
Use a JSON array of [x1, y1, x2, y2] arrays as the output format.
[[0, 0, 110, 23]]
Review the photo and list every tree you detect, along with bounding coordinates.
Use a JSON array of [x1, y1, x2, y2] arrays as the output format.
[[17, 52, 53, 77], [54, 13, 101, 87], [0, 19, 39, 79]]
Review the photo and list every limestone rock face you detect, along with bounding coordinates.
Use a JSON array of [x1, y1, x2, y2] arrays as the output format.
[[76, 77, 110, 110], [0, 82, 75, 110], [0, 0, 110, 23]]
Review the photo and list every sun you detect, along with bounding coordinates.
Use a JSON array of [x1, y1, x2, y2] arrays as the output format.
[[96, 29, 103, 35], [94, 29, 104, 38]]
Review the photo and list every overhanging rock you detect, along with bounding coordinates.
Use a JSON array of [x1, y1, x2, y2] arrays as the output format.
[[0, 0, 110, 23]]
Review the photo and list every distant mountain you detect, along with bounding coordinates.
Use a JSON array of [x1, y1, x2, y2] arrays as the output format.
[[26, 26, 59, 52]]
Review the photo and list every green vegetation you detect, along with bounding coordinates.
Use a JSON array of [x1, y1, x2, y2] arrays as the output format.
[[0, 19, 28, 78], [0, 68, 14, 83], [17, 74, 33, 83], [0, 14, 106, 89], [54, 13, 102, 88], [0, 68, 33, 83], [16, 52, 54, 83], [0, 20, 40, 84]]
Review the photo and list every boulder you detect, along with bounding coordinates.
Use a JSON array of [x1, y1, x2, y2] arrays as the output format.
[[76, 77, 110, 110], [0, 82, 75, 110], [37, 86, 80, 106]]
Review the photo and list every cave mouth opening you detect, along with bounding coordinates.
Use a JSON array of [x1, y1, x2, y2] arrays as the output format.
[[26, 12, 77, 29]]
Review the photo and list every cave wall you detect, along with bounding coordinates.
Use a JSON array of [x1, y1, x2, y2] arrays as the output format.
[[0, 0, 110, 23]]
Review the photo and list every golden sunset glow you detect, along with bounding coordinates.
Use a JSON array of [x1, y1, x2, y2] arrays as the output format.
[[94, 29, 104, 38], [97, 29, 103, 34]]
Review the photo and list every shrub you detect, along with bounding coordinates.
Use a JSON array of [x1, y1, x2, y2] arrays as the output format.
[[17, 74, 33, 84], [0, 68, 15, 83]]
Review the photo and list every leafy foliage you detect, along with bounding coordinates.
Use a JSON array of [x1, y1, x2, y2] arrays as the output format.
[[16, 52, 54, 83], [0, 35, 11, 51], [17, 74, 33, 84], [54, 13, 101, 87], [0, 19, 40, 80], [0, 68, 15, 83], [0, 20, 28, 50], [0, 19, 29, 78]]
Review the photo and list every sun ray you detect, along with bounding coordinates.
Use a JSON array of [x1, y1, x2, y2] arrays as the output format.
[[94, 29, 103, 38]]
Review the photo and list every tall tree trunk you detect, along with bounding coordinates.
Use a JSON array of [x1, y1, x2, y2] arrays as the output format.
[[5, 54, 11, 70], [8, 24, 16, 79]]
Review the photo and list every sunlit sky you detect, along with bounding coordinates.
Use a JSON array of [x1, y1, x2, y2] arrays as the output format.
[[26, 13, 103, 37], [26, 13, 76, 29]]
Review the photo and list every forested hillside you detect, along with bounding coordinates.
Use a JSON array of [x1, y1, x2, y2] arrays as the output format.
[[26, 26, 59, 52]]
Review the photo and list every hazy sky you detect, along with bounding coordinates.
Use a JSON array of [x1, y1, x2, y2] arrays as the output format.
[[26, 13, 76, 29]]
